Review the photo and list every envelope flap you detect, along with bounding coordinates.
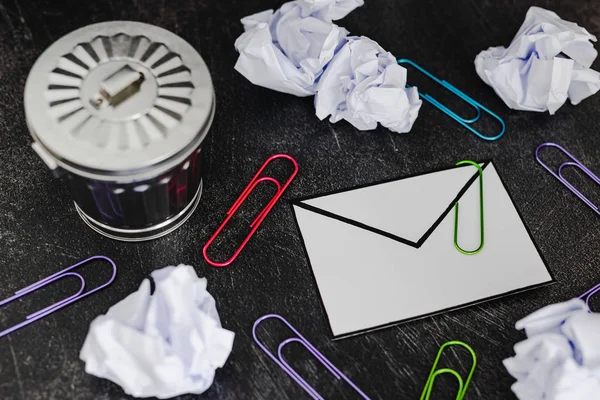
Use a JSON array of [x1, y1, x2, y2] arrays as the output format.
[[296, 163, 483, 244]]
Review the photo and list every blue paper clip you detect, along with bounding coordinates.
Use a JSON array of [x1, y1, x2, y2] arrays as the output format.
[[397, 59, 505, 141]]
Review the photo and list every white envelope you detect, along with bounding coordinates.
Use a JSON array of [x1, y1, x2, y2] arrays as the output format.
[[291, 162, 554, 339]]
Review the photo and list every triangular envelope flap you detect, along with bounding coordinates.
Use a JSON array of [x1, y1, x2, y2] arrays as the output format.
[[300, 164, 480, 243]]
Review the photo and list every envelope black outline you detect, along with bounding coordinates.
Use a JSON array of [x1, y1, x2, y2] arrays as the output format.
[[289, 160, 555, 340], [294, 162, 489, 247]]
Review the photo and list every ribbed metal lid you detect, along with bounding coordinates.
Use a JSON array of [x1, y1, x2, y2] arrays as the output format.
[[24, 21, 214, 180]]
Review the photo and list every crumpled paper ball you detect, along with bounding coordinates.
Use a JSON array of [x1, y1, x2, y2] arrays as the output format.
[[504, 298, 600, 400], [297, 0, 365, 21], [80, 265, 235, 399], [515, 297, 589, 336], [314, 36, 422, 133], [234, 0, 360, 96], [475, 6, 600, 114]]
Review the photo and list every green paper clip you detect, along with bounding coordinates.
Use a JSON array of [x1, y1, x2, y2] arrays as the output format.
[[454, 160, 484, 255], [420, 341, 477, 400]]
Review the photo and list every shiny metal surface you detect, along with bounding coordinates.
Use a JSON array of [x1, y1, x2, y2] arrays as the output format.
[[24, 21, 214, 240]]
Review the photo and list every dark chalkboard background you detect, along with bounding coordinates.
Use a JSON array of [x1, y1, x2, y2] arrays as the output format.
[[0, 0, 599, 399]]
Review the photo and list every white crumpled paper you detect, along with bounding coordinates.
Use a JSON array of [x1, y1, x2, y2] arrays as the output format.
[[234, 0, 363, 96], [515, 298, 589, 336], [314, 36, 422, 133], [297, 0, 364, 21], [475, 6, 600, 114], [80, 265, 235, 399], [504, 298, 600, 400]]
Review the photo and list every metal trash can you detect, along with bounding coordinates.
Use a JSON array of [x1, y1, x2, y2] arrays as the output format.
[[24, 21, 214, 241]]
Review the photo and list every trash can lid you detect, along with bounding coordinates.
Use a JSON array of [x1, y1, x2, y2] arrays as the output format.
[[24, 21, 214, 179]]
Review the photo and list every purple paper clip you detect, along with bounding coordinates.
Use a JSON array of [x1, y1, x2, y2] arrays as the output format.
[[0, 255, 117, 338], [535, 143, 600, 215], [252, 314, 371, 400], [579, 283, 600, 312]]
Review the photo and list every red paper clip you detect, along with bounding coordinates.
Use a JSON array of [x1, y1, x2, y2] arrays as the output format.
[[203, 154, 298, 267]]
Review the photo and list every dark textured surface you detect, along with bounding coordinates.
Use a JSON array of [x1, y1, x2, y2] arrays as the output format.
[[0, 0, 599, 399]]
